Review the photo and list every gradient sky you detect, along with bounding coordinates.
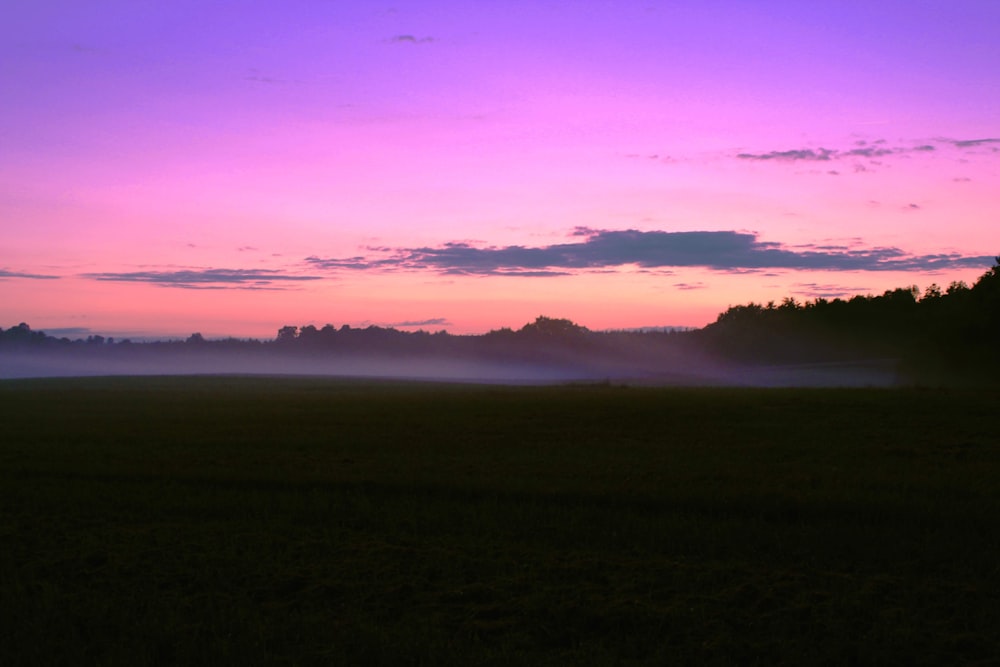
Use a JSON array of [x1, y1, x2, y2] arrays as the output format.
[[3, 1, 998, 339]]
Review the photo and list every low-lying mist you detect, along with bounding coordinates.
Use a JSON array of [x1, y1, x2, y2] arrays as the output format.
[[0, 347, 902, 387], [0, 350, 586, 384]]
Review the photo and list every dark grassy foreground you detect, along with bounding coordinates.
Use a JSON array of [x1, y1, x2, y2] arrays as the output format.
[[1, 376, 998, 666]]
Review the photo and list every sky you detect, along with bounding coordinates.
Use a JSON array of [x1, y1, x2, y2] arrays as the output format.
[[2, 0, 998, 339]]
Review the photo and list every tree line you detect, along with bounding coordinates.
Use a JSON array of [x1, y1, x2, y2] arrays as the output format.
[[696, 258, 1000, 376]]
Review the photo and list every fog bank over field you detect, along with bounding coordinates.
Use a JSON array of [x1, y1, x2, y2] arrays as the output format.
[[0, 350, 590, 385], [0, 346, 901, 388]]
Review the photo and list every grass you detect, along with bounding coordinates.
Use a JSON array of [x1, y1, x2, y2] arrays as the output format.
[[1, 375, 999, 665]]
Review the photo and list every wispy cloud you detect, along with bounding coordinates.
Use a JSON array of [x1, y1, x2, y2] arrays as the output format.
[[390, 34, 434, 44], [945, 137, 1000, 149], [388, 317, 452, 328], [81, 268, 323, 290], [736, 143, 915, 164], [305, 229, 994, 277], [843, 146, 896, 158], [0, 269, 60, 280], [792, 282, 872, 299], [245, 69, 286, 84], [737, 148, 836, 162], [636, 137, 972, 173], [734, 136, 996, 168]]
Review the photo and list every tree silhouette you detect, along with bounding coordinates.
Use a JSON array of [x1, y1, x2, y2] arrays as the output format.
[[276, 326, 298, 343], [519, 316, 588, 339]]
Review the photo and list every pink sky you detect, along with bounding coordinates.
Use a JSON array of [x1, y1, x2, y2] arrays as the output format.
[[2, 1, 998, 339]]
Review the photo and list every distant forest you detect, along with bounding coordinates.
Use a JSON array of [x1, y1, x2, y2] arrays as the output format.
[[3, 259, 998, 382], [700, 258, 1000, 376]]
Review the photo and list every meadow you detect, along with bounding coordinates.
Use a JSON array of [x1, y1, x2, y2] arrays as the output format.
[[1, 376, 998, 665]]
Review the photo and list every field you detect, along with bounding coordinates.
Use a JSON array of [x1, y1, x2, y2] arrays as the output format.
[[2, 376, 999, 665]]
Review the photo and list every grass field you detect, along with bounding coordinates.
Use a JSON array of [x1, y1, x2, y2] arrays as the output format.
[[1, 376, 998, 665]]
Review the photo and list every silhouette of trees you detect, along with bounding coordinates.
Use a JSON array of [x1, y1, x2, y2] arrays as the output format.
[[0, 323, 69, 347], [518, 316, 589, 339], [276, 326, 298, 343], [698, 258, 1000, 377]]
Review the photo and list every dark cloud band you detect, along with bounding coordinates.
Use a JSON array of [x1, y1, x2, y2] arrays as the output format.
[[306, 229, 993, 277], [82, 268, 323, 290], [737, 136, 996, 164], [389, 318, 452, 328], [390, 34, 434, 44], [949, 137, 1000, 148], [737, 148, 836, 161], [0, 269, 60, 280]]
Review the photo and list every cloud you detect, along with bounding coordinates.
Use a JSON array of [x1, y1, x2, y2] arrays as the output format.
[[735, 137, 985, 170], [0, 269, 60, 280], [673, 282, 706, 290], [792, 282, 872, 299], [948, 138, 1000, 148], [843, 147, 895, 158], [390, 34, 434, 44], [388, 318, 452, 328], [737, 148, 835, 161], [246, 75, 281, 84], [305, 229, 994, 276], [306, 246, 573, 277], [81, 268, 324, 290], [303, 256, 380, 271], [634, 136, 988, 177], [244, 68, 293, 85]]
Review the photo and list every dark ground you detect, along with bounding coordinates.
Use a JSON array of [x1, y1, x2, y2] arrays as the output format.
[[2, 376, 998, 665]]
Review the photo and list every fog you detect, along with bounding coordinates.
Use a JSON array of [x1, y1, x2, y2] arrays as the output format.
[[0, 348, 902, 387], [0, 350, 600, 384]]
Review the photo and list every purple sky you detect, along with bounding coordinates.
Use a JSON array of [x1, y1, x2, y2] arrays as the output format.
[[2, 1, 998, 338]]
